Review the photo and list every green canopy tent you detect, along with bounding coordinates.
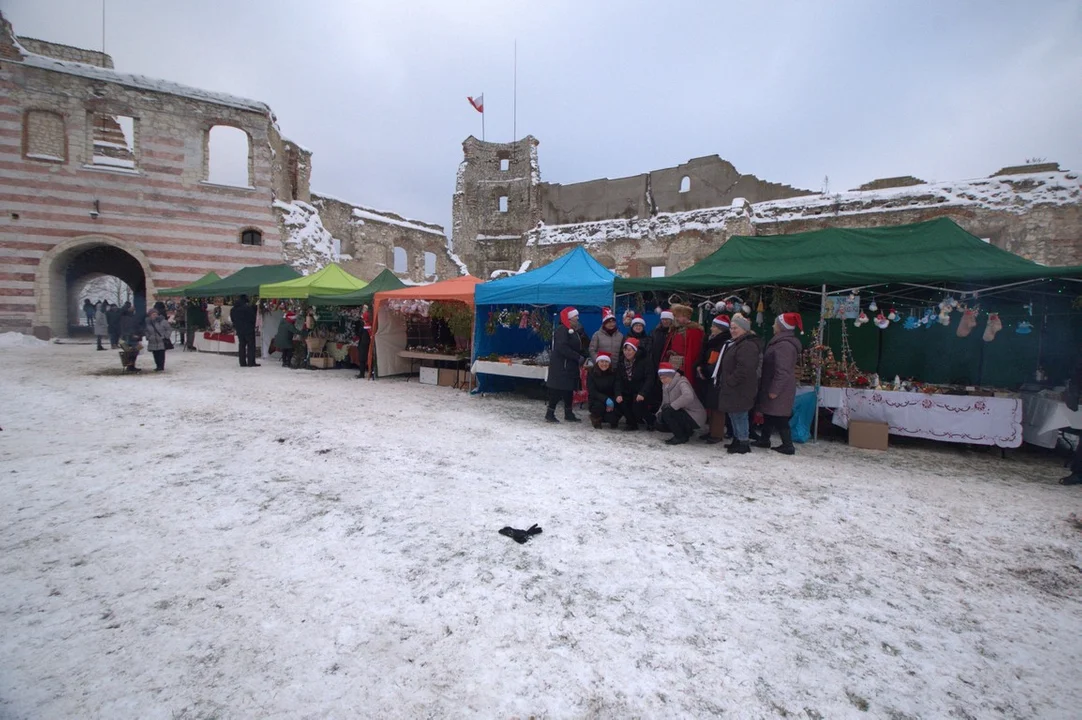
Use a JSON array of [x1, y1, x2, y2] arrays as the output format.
[[158, 271, 221, 297], [258, 263, 367, 300], [307, 268, 406, 307], [614, 218, 1082, 292], [184, 264, 301, 298]]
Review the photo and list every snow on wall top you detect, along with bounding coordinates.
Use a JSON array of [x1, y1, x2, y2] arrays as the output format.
[[526, 203, 749, 247], [273, 200, 341, 275], [14, 49, 271, 114], [351, 207, 446, 238]]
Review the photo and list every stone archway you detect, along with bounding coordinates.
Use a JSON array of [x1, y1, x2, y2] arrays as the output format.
[[33, 235, 156, 339]]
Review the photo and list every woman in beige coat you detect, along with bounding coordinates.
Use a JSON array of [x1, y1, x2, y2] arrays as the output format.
[[656, 362, 707, 445]]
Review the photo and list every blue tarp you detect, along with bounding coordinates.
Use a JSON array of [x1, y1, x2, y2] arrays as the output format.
[[475, 247, 616, 307]]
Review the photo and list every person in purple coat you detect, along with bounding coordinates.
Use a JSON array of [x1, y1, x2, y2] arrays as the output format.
[[756, 312, 804, 455]]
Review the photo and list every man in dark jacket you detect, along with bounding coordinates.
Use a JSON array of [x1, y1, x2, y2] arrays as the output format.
[[717, 313, 763, 454], [185, 300, 206, 350], [756, 312, 804, 455], [1062, 354, 1082, 485], [105, 302, 122, 348], [354, 318, 371, 379], [545, 307, 587, 423], [697, 315, 732, 442], [230, 294, 259, 367]]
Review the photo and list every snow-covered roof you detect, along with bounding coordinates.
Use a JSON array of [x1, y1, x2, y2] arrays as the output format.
[[13, 48, 270, 114], [273, 200, 342, 275]]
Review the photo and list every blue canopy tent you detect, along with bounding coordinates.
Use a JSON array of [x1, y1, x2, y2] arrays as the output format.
[[472, 247, 617, 392]]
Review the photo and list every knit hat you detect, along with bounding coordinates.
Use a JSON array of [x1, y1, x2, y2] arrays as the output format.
[[670, 303, 693, 319], [559, 307, 579, 329], [731, 313, 751, 331], [657, 362, 677, 375], [631, 315, 646, 328], [601, 306, 615, 323], [712, 315, 731, 328], [659, 310, 675, 321], [596, 352, 612, 365], [285, 311, 296, 323], [777, 312, 803, 332], [623, 337, 640, 351]]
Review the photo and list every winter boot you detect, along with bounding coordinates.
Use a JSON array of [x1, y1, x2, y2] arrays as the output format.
[[590, 413, 602, 429], [1060, 473, 1082, 486], [665, 435, 690, 445], [564, 408, 581, 422], [727, 440, 750, 454], [545, 409, 559, 424]]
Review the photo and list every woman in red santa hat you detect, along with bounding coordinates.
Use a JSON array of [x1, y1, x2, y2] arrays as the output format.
[[588, 306, 624, 362], [275, 311, 300, 368], [655, 362, 707, 445], [586, 352, 619, 428], [614, 337, 655, 430], [545, 306, 588, 423], [697, 314, 732, 443], [756, 312, 804, 455]]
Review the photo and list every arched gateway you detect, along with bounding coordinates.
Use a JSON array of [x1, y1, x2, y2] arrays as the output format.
[[33, 236, 156, 339]]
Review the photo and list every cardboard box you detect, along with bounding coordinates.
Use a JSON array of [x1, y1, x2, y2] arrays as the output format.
[[849, 420, 888, 450], [438, 368, 459, 387], [419, 366, 439, 385]]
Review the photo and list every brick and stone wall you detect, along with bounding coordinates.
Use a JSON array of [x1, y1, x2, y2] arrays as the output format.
[[16, 37, 113, 68]]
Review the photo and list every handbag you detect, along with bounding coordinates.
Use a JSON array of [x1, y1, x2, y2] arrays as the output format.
[[163, 337, 174, 351]]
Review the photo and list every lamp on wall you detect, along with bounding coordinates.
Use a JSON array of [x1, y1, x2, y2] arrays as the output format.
[[89, 200, 100, 219]]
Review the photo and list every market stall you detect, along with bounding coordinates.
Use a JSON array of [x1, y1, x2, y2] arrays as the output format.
[[615, 218, 1082, 446], [472, 247, 616, 393], [372, 275, 482, 379], [308, 269, 406, 366], [157, 272, 221, 297]]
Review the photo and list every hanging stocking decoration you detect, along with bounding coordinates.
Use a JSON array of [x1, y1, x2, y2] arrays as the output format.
[[519, 310, 530, 329], [956, 308, 978, 338], [982, 312, 1002, 342], [756, 299, 765, 326]]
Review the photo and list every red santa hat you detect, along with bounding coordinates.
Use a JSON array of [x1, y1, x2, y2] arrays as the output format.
[[595, 352, 612, 365], [601, 306, 615, 323], [559, 307, 579, 328], [631, 315, 646, 328], [777, 312, 803, 332], [712, 315, 731, 328], [623, 337, 640, 351], [659, 310, 675, 321], [284, 311, 296, 323], [657, 362, 677, 375]]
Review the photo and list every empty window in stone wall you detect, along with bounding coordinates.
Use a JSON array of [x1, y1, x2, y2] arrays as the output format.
[[679, 176, 690, 193], [241, 229, 263, 246], [393, 247, 408, 273], [424, 251, 437, 278], [25, 110, 66, 162], [499, 196, 509, 213], [651, 265, 666, 278], [90, 113, 135, 169], [500, 158, 510, 172], [207, 125, 251, 187]]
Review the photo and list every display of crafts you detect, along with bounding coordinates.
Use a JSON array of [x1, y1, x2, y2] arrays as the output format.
[[478, 351, 549, 366], [484, 308, 553, 341]]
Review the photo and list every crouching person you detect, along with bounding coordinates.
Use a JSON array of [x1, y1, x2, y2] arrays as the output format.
[[587, 352, 619, 428], [614, 337, 654, 431], [656, 362, 706, 445]]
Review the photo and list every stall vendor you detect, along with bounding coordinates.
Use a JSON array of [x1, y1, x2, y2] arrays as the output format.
[[660, 303, 705, 390]]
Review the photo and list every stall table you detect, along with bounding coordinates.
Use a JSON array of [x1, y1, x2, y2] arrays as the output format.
[[798, 385, 846, 409], [471, 360, 549, 381], [194, 331, 237, 354], [832, 388, 1022, 448], [1021, 391, 1082, 448], [399, 350, 469, 386]]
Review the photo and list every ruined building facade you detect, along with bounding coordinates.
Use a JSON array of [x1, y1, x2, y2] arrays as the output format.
[[0, 13, 455, 337], [451, 137, 1082, 280]]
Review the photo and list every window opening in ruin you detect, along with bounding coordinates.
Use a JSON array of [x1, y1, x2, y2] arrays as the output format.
[[91, 113, 135, 169], [499, 196, 509, 213], [651, 265, 666, 278], [393, 247, 408, 273], [679, 176, 690, 193], [208, 125, 251, 187], [500, 159, 510, 172], [424, 251, 437, 278], [25, 110, 66, 162], [332, 238, 342, 257], [241, 229, 263, 246]]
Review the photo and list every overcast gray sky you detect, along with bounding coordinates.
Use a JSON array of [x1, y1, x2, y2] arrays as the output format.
[[4, 0, 1080, 232]]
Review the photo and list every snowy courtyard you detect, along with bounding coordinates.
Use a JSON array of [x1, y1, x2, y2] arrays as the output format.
[[1, 338, 1081, 719]]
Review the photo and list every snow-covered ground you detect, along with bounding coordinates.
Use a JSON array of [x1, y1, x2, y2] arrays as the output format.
[[1, 343, 1080, 718]]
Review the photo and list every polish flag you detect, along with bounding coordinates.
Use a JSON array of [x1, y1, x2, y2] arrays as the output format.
[[467, 94, 484, 113]]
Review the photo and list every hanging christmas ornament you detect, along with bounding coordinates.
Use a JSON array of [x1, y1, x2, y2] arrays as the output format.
[[874, 312, 889, 330], [854, 311, 869, 327], [519, 310, 530, 329], [887, 307, 898, 322], [1015, 320, 1033, 335], [1022, 302, 1034, 317], [938, 307, 952, 326], [868, 298, 878, 313], [982, 312, 1003, 342], [622, 308, 636, 327], [756, 299, 765, 326], [742, 303, 751, 315], [956, 308, 978, 338], [904, 315, 920, 330]]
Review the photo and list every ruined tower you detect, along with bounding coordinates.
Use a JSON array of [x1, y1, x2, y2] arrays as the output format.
[[451, 136, 541, 279]]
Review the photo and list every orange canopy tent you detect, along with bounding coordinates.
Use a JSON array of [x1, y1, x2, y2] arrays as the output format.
[[371, 275, 483, 377]]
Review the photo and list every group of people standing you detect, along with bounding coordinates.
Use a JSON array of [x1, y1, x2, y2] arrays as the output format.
[[86, 297, 174, 372], [545, 303, 804, 453]]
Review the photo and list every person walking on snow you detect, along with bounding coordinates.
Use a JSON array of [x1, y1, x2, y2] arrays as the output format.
[[144, 307, 173, 372], [83, 298, 95, 328], [93, 303, 108, 351], [545, 307, 587, 423]]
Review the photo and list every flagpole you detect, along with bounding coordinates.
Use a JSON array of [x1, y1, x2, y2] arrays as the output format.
[[482, 101, 485, 141]]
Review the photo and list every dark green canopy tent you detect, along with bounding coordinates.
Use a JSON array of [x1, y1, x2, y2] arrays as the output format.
[[184, 264, 300, 298], [158, 271, 221, 297], [307, 268, 406, 307], [614, 218, 1082, 293]]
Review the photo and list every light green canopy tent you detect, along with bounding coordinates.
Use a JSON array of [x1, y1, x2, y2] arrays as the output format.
[[184, 264, 301, 298], [258, 263, 368, 300], [614, 218, 1082, 292], [308, 268, 406, 307], [158, 271, 221, 297]]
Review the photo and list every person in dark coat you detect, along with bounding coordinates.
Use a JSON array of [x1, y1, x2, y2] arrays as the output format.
[[756, 313, 804, 455], [82, 298, 95, 328], [697, 315, 731, 441], [117, 303, 142, 372], [1062, 354, 1082, 485], [614, 337, 655, 431], [185, 300, 206, 350], [586, 352, 619, 428], [625, 315, 653, 363], [545, 306, 587, 423], [717, 313, 763, 454], [230, 294, 259, 367], [650, 310, 674, 369], [105, 302, 122, 348], [354, 317, 371, 379], [275, 311, 299, 368]]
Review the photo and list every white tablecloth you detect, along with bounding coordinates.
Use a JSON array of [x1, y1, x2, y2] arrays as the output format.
[[797, 385, 846, 409], [1021, 392, 1082, 448], [471, 360, 549, 380], [193, 333, 237, 354], [832, 389, 1022, 448]]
